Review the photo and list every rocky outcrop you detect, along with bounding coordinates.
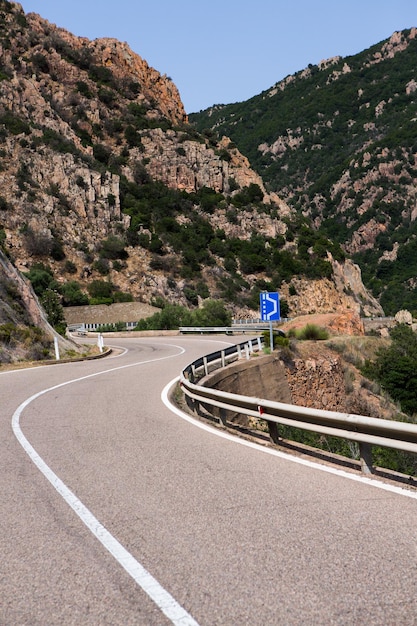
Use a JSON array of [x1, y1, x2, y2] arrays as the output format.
[[0, 2, 382, 324], [279, 258, 383, 319], [0, 250, 76, 354], [285, 352, 347, 411], [281, 312, 365, 336], [140, 130, 273, 196]]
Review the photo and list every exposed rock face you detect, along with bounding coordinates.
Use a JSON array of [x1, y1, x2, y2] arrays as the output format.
[[140, 131, 272, 196], [0, 250, 76, 355], [281, 312, 365, 336], [0, 1, 381, 325], [203, 343, 402, 437], [285, 352, 347, 411], [191, 28, 417, 315], [279, 258, 383, 319]]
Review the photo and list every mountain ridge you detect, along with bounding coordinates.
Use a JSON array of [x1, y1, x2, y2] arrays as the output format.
[[0, 0, 383, 363], [190, 27, 417, 315]]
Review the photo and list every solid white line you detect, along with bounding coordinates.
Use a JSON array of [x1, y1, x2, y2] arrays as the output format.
[[11, 346, 200, 626], [162, 377, 417, 501]]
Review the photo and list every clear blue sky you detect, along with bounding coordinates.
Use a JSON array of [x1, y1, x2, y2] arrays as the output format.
[[18, 0, 417, 114]]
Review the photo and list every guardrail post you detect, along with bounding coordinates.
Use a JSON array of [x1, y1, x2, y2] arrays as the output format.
[[237, 344, 242, 359], [203, 356, 208, 376], [257, 337, 262, 351], [359, 442, 373, 474], [185, 394, 197, 415], [267, 421, 280, 445], [54, 336, 60, 360], [221, 350, 225, 368], [245, 344, 250, 360]]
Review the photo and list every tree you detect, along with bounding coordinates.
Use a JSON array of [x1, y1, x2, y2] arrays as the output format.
[[365, 324, 417, 415], [193, 300, 232, 327], [41, 289, 66, 335], [25, 263, 57, 296], [87, 280, 113, 301], [60, 281, 89, 306], [99, 235, 128, 260]]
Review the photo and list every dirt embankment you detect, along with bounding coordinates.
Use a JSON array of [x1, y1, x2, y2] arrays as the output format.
[[203, 337, 399, 426]]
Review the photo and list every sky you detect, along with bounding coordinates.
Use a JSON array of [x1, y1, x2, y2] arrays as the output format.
[[18, 1, 417, 114]]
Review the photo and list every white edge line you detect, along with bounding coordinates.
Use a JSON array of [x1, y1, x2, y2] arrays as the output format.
[[162, 377, 417, 501], [11, 346, 200, 626]]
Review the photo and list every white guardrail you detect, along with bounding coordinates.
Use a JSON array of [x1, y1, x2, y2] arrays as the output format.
[[179, 337, 417, 475], [179, 325, 271, 334]]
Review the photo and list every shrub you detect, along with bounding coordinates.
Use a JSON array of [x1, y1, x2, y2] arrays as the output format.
[[0, 111, 30, 135], [63, 260, 77, 274], [25, 263, 57, 296], [92, 258, 110, 275], [31, 53, 49, 73], [88, 64, 116, 88], [60, 281, 88, 306], [0, 195, 10, 210], [40, 289, 66, 335], [135, 304, 193, 330], [112, 291, 133, 303], [362, 324, 417, 416], [290, 324, 329, 341], [98, 88, 116, 106], [99, 235, 128, 260], [93, 143, 111, 165], [192, 299, 232, 327], [87, 280, 113, 300], [262, 330, 289, 349], [76, 81, 92, 98]]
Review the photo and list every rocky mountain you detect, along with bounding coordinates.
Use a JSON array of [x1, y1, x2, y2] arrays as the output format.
[[0, 0, 382, 353], [190, 29, 417, 315]]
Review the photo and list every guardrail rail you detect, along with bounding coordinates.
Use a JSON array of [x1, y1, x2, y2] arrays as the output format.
[[180, 338, 417, 475]]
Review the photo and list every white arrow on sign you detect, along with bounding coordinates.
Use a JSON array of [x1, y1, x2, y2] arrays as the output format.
[[264, 293, 278, 320]]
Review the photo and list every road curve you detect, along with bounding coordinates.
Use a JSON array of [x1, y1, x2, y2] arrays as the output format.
[[1, 335, 417, 625]]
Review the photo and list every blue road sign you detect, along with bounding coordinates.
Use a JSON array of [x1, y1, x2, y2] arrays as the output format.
[[260, 292, 281, 321]]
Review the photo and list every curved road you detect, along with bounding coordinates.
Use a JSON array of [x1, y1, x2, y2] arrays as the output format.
[[1, 335, 417, 625]]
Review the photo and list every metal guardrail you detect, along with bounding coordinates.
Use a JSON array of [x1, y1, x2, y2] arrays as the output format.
[[182, 337, 264, 378], [179, 325, 272, 334], [180, 339, 417, 475]]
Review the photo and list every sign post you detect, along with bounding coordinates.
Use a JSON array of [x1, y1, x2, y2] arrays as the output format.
[[260, 292, 281, 349]]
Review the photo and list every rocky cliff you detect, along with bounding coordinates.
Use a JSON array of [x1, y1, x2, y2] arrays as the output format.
[[0, 1, 382, 336], [190, 28, 417, 315]]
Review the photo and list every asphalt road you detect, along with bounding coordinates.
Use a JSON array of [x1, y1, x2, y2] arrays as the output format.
[[1, 335, 417, 625]]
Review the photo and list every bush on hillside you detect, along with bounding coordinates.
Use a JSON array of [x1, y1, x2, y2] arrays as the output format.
[[362, 323, 417, 416], [288, 324, 329, 341]]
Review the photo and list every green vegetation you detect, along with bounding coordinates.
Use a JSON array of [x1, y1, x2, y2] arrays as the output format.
[[95, 322, 126, 333], [362, 324, 417, 416], [190, 30, 417, 313], [262, 330, 290, 349], [276, 424, 417, 476], [40, 289, 66, 335], [120, 173, 339, 301], [0, 111, 30, 135], [87, 279, 132, 305], [99, 235, 128, 260], [0, 323, 52, 362], [288, 324, 329, 341], [60, 281, 89, 306], [135, 299, 231, 330]]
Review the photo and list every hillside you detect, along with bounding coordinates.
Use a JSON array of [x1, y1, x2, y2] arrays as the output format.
[[0, 0, 383, 359], [190, 29, 417, 315]]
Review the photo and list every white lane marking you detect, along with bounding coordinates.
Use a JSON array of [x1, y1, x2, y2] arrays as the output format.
[[162, 377, 417, 501], [11, 346, 200, 626]]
